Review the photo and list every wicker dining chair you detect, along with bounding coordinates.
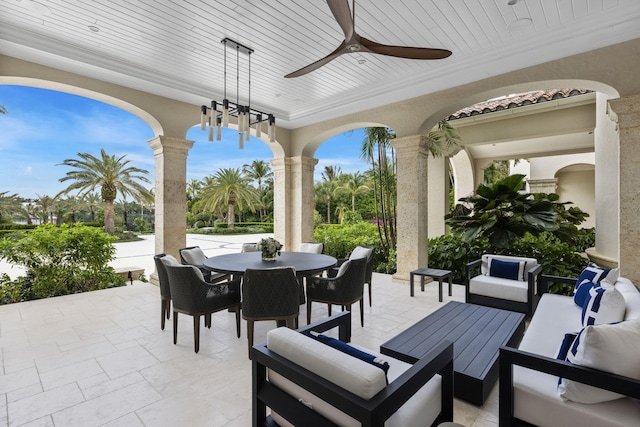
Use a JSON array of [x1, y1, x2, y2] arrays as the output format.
[[153, 253, 180, 331], [306, 257, 368, 326], [241, 267, 300, 357], [327, 246, 375, 306], [165, 264, 241, 353], [178, 245, 229, 283]]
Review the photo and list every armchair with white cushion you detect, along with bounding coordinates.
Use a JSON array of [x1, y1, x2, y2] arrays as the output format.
[[466, 254, 542, 317], [251, 311, 454, 427]]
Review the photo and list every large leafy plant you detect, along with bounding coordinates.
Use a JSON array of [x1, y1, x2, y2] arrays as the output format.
[[446, 174, 558, 250]]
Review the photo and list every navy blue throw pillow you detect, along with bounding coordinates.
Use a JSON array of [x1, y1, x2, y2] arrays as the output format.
[[556, 332, 578, 361], [573, 279, 597, 307], [489, 258, 524, 281], [305, 332, 390, 377]]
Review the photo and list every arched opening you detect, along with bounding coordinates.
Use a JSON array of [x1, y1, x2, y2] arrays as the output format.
[[556, 163, 596, 229], [0, 84, 157, 230]]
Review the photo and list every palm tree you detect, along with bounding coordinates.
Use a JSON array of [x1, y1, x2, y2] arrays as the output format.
[[200, 168, 259, 228], [81, 192, 102, 222], [428, 119, 461, 157], [333, 172, 370, 210], [362, 127, 397, 255], [321, 165, 342, 182], [242, 160, 272, 190], [317, 165, 342, 223], [0, 191, 20, 223], [16, 203, 38, 225], [0, 104, 7, 114], [186, 179, 202, 202], [34, 193, 57, 224], [57, 149, 152, 235]]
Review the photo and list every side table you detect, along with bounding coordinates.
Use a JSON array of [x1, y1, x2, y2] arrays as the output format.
[[410, 268, 452, 302]]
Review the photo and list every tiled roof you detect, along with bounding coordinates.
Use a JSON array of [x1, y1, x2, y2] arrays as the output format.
[[447, 89, 592, 120]]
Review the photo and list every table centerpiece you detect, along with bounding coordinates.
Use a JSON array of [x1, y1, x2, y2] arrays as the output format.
[[258, 237, 282, 261]]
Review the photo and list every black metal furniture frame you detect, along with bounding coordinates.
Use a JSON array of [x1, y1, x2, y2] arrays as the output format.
[[465, 258, 543, 317], [251, 311, 454, 427], [498, 274, 640, 427]]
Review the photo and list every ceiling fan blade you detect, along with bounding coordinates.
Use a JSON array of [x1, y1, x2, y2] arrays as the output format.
[[327, 0, 355, 41], [360, 36, 452, 60], [284, 42, 348, 78]]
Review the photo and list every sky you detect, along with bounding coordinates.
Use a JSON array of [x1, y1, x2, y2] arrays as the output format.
[[0, 85, 370, 200]]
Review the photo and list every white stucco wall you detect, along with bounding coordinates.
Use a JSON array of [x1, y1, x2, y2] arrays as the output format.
[[556, 168, 596, 229]]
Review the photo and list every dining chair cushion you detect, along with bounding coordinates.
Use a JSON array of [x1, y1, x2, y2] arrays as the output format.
[[181, 247, 207, 265], [241, 243, 259, 252], [336, 260, 351, 278], [191, 265, 205, 282], [160, 254, 180, 267], [299, 242, 323, 254], [349, 246, 373, 261]]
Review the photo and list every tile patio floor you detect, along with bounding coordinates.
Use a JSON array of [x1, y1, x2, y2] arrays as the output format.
[[0, 235, 499, 426]]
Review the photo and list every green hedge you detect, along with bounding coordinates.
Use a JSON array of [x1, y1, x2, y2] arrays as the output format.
[[0, 224, 38, 230], [314, 222, 387, 270]]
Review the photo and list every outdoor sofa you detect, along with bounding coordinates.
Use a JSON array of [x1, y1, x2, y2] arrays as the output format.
[[499, 269, 640, 426]]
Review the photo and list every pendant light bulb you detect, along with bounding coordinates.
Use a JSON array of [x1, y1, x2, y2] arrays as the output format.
[[222, 99, 229, 127], [216, 117, 222, 141], [200, 105, 207, 130], [208, 121, 214, 141], [238, 132, 244, 149], [256, 114, 262, 138]]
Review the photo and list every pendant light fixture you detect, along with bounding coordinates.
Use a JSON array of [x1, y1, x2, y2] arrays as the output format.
[[200, 38, 276, 147]]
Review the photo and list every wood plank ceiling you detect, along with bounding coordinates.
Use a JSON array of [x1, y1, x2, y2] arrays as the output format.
[[1, 0, 639, 129]]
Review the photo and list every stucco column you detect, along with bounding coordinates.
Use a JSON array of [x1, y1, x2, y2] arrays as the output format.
[[271, 156, 318, 251], [608, 93, 640, 283], [148, 136, 193, 264], [474, 158, 494, 187], [586, 93, 620, 268], [527, 178, 558, 194], [428, 155, 449, 238], [392, 135, 430, 281]]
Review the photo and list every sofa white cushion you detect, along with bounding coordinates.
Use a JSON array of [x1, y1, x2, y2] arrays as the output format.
[[558, 319, 640, 404], [267, 327, 442, 427], [615, 278, 640, 320], [581, 285, 625, 327], [469, 274, 529, 303], [268, 327, 386, 400], [513, 293, 640, 426]]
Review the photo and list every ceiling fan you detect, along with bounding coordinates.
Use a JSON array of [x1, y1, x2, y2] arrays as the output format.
[[284, 0, 452, 78]]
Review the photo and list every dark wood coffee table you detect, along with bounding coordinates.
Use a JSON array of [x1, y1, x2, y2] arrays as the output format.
[[380, 301, 525, 406]]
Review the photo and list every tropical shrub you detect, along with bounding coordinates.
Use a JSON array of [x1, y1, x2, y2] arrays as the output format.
[[314, 221, 386, 270], [446, 174, 558, 250], [0, 223, 124, 303]]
